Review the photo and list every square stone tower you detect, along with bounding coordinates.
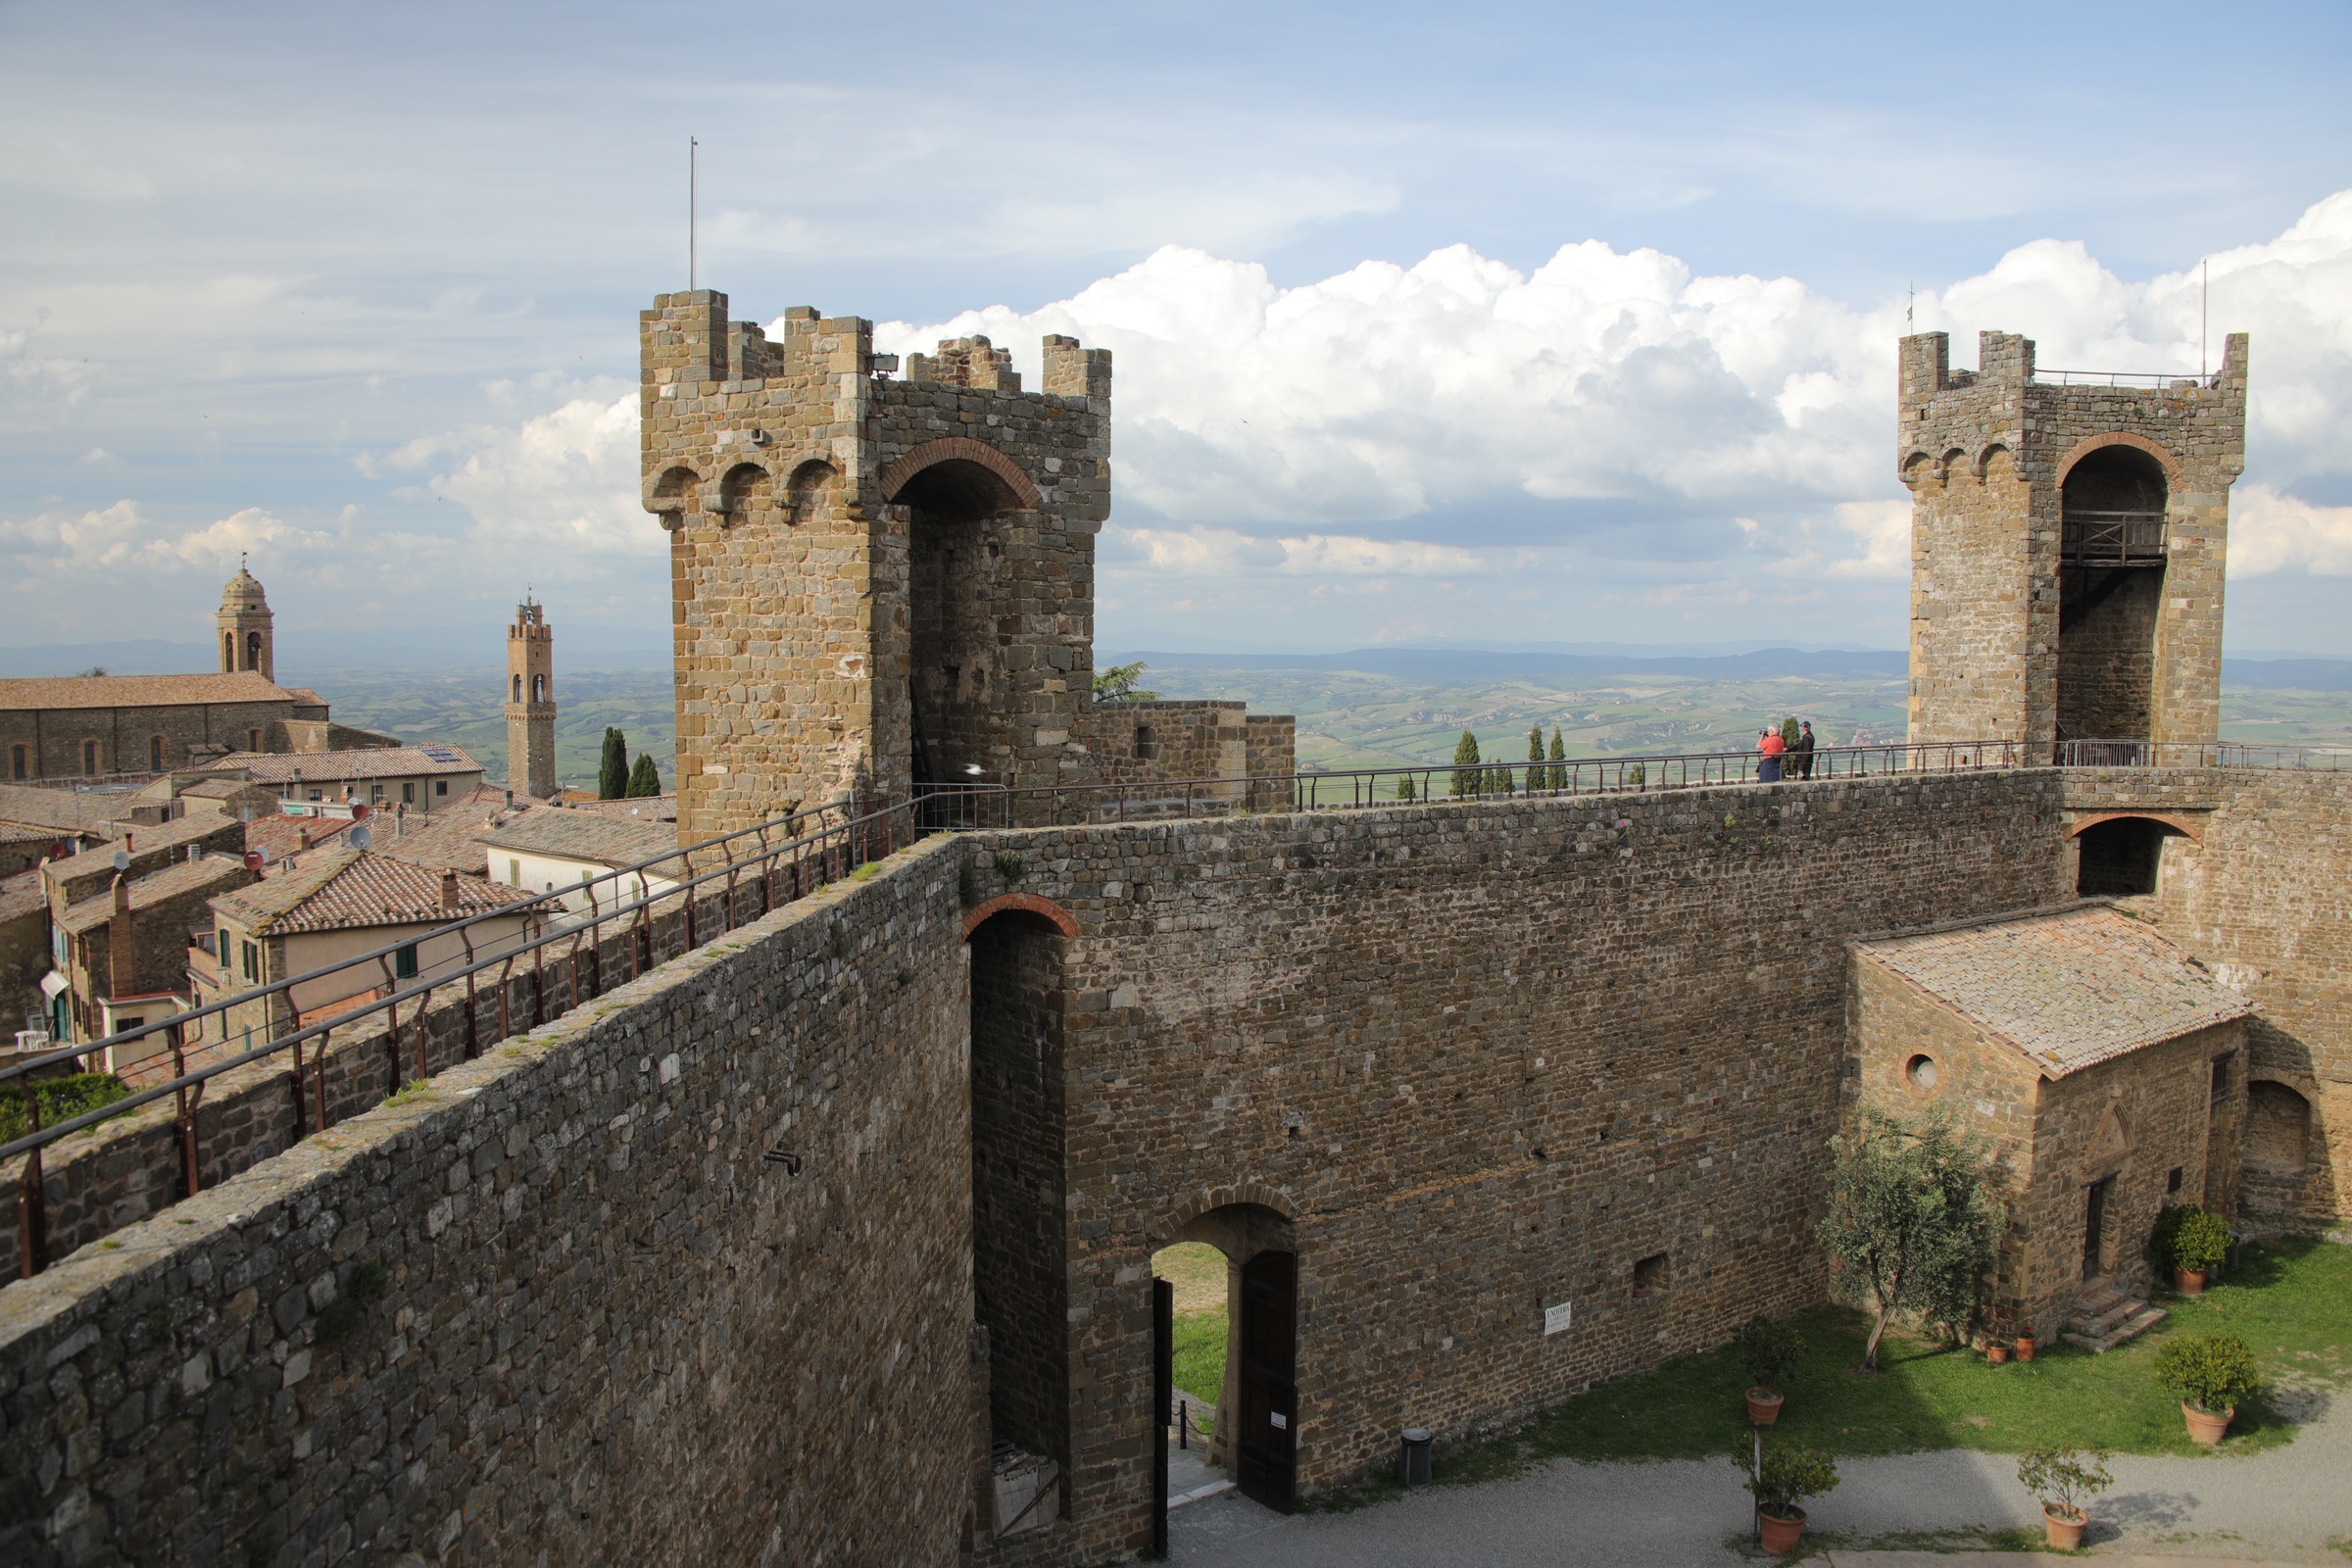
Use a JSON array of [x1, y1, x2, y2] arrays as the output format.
[[641, 290, 1112, 839], [506, 598, 557, 799], [1900, 329, 2247, 755]]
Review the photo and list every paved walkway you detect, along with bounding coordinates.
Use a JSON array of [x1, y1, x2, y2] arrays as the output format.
[[1170, 1385, 2350, 1565]]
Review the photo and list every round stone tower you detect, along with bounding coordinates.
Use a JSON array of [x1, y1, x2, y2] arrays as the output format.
[[218, 556, 275, 682]]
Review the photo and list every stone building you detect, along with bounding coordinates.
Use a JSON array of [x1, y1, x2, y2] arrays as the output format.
[[217, 559, 275, 683], [639, 291, 1291, 838], [505, 596, 558, 800], [1900, 330, 2248, 754], [53, 856, 258, 1057], [195, 745, 485, 814], [1849, 905, 2250, 1346]]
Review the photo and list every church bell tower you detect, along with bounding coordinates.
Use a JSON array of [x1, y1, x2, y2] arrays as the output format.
[[218, 557, 275, 683], [506, 596, 558, 799]]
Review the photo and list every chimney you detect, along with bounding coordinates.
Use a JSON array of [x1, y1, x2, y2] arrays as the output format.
[[440, 869, 461, 913], [107, 874, 134, 1001], [298, 826, 313, 851]]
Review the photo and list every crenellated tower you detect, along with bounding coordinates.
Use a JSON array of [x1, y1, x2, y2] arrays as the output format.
[[641, 289, 1114, 838], [1899, 329, 2247, 755], [218, 558, 275, 683], [506, 597, 558, 799]]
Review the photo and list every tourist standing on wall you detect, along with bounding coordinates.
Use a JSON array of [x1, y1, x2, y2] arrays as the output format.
[[1758, 726, 1786, 782], [1792, 721, 1816, 780]]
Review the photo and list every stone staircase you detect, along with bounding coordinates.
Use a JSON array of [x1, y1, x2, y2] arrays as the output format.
[[2061, 1279, 2168, 1353]]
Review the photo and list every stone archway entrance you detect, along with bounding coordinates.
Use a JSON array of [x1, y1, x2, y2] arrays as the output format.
[[1152, 1201, 1298, 1518]]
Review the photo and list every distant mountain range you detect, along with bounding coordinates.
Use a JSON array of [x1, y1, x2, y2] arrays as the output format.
[[7, 638, 2352, 693]]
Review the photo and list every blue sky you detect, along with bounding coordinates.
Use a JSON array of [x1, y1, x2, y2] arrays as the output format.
[[5, 1, 2350, 658]]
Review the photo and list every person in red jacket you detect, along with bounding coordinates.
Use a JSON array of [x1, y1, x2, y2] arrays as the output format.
[[1758, 724, 1788, 783]]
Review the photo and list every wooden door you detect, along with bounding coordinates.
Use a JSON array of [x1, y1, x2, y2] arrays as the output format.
[[2082, 1176, 2113, 1281], [1152, 1277, 1171, 1555], [1236, 1250, 1297, 1514]]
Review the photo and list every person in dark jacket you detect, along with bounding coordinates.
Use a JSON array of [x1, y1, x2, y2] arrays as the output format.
[[1792, 720, 1817, 780]]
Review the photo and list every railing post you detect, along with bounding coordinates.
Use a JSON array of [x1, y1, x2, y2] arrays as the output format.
[[291, 1034, 308, 1139], [18, 1091, 46, 1278], [172, 1026, 201, 1200]]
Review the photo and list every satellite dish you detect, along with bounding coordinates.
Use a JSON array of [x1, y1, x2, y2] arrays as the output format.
[[348, 825, 373, 850], [352, 803, 371, 820], [242, 850, 265, 871], [111, 849, 130, 873]]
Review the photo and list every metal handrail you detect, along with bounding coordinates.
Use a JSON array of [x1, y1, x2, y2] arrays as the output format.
[[3, 797, 906, 1160], [2058, 740, 2351, 769], [2034, 369, 2217, 389]]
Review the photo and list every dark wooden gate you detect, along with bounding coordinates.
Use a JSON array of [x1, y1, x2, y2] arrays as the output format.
[[1236, 1249, 1297, 1514], [2082, 1175, 2114, 1280], [1152, 1277, 1172, 1555]]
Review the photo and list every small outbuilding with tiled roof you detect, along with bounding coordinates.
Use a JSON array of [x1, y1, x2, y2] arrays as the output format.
[[1848, 903, 2252, 1348], [198, 746, 485, 815], [478, 808, 686, 916]]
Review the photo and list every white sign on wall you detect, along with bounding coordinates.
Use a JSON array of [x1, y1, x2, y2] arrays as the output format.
[[1543, 1299, 1573, 1337]]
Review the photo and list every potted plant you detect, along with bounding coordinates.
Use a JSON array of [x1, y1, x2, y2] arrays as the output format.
[[1985, 1334, 2009, 1365], [1742, 1445, 1838, 1554], [2155, 1331, 2263, 1445], [1737, 1313, 1803, 1425], [2168, 1208, 2232, 1295], [2015, 1324, 2036, 1362], [2017, 1443, 2112, 1549]]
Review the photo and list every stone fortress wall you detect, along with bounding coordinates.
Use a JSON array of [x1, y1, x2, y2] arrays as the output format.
[[1901, 329, 2247, 752], [0, 838, 978, 1568]]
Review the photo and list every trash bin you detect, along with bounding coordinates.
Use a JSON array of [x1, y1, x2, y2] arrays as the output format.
[[1400, 1427, 1433, 1486]]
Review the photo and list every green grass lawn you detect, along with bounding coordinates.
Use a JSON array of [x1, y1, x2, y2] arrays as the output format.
[[1172, 1306, 1228, 1412], [1307, 1239, 2347, 1509]]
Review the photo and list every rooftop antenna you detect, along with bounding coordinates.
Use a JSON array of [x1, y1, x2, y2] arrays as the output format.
[[689, 136, 699, 292], [1906, 283, 1915, 331]]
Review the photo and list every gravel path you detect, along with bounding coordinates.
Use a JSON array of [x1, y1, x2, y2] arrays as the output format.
[[1169, 1385, 2350, 1565]]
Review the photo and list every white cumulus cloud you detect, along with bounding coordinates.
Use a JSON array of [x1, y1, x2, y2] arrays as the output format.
[[2230, 483, 2352, 577]]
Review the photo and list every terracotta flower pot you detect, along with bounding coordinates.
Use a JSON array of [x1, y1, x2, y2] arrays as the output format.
[[1986, 1344, 2009, 1364], [1745, 1388, 1784, 1426], [1757, 1507, 1806, 1554], [2175, 1266, 2207, 1296], [2182, 1400, 2234, 1446], [2043, 1504, 2085, 1549], [2015, 1332, 2036, 1362]]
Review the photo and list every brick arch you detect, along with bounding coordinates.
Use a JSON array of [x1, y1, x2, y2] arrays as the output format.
[[961, 891, 1080, 940], [877, 436, 1045, 510], [2066, 809, 2203, 843], [2055, 430, 2185, 490], [1898, 450, 1936, 490], [1157, 1183, 1301, 1239]]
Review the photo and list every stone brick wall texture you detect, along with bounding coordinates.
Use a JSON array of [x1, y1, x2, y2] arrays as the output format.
[[0, 835, 974, 1568], [962, 769, 2068, 1561], [2063, 767, 2352, 1227], [1900, 330, 2247, 752]]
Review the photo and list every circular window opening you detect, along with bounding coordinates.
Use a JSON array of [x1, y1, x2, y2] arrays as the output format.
[[1906, 1054, 1939, 1091]]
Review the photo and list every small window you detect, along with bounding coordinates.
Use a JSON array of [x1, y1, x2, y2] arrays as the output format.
[[403, 782, 416, 804], [2167, 1166, 2183, 1194], [513, 674, 523, 702], [218, 927, 231, 961], [248, 727, 262, 752], [115, 1014, 144, 1033], [2211, 1054, 2233, 1101], [394, 943, 418, 980], [370, 783, 385, 802], [9, 744, 24, 780], [149, 735, 166, 772], [435, 780, 448, 797], [222, 632, 235, 672], [1633, 1252, 1668, 1297], [532, 673, 545, 702], [245, 630, 262, 669], [241, 940, 259, 981], [1905, 1054, 1939, 1092], [82, 740, 99, 775], [1135, 723, 1159, 760], [308, 790, 323, 802], [509, 858, 521, 886]]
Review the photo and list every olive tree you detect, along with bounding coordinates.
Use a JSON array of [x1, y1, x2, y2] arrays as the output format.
[[1817, 1106, 2002, 1370]]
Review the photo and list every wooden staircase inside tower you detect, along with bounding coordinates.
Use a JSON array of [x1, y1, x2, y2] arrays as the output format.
[[2062, 1279, 2168, 1353]]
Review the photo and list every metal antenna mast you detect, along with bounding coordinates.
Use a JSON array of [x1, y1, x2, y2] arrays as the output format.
[[689, 136, 699, 291], [1906, 282, 1915, 330], [2200, 257, 2209, 381]]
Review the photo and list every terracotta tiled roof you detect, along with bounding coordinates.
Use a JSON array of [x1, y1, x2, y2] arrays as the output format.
[[0, 671, 297, 710], [242, 813, 362, 863], [210, 848, 538, 936], [478, 809, 682, 870], [0, 821, 54, 846], [1854, 906, 2252, 1077], [203, 747, 484, 784], [58, 856, 253, 935], [568, 793, 678, 824], [371, 787, 551, 877], [0, 784, 125, 835], [0, 867, 43, 923], [43, 811, 237, 883]]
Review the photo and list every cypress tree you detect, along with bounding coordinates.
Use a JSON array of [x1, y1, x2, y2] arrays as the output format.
[[1396, 775, 1415, 801], [1548, 726, 1565, 790], [625, 754, 662, 797], [1450, 730, 1481, 797], [598, 727, 628, 800]]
